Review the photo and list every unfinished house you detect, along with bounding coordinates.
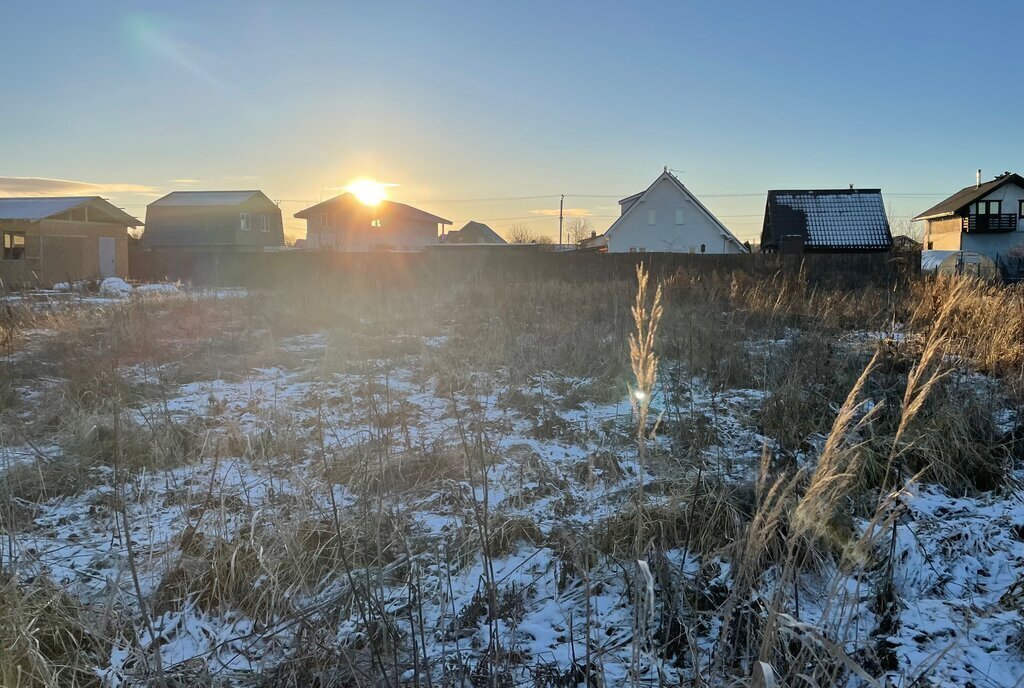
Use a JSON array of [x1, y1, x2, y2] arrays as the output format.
[[143, 191, 284, 249], [0, 196, 140, 287], [296, 194, 451, 252]]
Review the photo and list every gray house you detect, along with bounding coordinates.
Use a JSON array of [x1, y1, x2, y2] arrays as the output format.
[[143, 191, 284, 248]]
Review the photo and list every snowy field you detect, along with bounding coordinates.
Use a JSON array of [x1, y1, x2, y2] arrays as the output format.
[[1, 275, 1022, 687]]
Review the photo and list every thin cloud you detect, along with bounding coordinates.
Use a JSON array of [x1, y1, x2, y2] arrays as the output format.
[[0, 176, 158, 197], [530, 207, 593, 217], [169, 178, 200, 184]]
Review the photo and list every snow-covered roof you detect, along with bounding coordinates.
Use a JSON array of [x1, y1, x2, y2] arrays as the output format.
[[150, 191, 264, 207], [763, 189, 892, 251], [0, 196, 141, 225]]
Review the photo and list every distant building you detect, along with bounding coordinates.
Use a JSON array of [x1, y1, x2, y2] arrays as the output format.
[[586, 169, 747, 254], [892, 234, 922, 252], [295, 194, 451, 252], [143, 191, 284, 249], [914, 172, 1024, 268], [0, 196, 140, 286], [761, 189, 893, 253], [443, 221, 507, 244]]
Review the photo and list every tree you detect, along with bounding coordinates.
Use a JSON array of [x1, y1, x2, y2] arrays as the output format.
[[506, 223, 542, 244], [564, 216, 593, 245]]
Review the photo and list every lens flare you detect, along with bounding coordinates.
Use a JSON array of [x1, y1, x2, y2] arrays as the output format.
[[346, 178, 389, 206]]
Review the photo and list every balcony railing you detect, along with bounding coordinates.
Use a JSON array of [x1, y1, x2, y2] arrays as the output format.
[[963, 213, 1019, 233]]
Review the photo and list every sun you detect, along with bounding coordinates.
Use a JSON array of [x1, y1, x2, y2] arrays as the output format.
[[346, 178, 389, 206]]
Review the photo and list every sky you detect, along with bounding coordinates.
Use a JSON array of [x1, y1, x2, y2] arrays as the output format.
[[2, 0, 1023, 243]]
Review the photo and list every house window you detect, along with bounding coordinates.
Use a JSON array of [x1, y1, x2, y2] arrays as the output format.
[[971, 200, 1002, 215], [371, 219, 382, 228], [647, 209, 656, 225], [240, 213, 250, 231], [675, 208, 685, 225], [700, 243, 706, 254], [2, 231, 26, 260], [260, 215, 270, 232], [1019, 200, 1024, 220]]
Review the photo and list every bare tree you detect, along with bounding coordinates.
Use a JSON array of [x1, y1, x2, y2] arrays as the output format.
[[564, 216, 593, 245], [506, 223, 536, 244]]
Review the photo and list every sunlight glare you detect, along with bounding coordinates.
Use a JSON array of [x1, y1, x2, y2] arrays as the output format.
[[347, 178, 389, 206]]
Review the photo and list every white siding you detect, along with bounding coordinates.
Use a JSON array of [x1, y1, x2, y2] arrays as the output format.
[[605, 176, 744, 254], [931, 183, 1024, 262]]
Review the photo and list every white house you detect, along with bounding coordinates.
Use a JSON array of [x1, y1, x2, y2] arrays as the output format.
[[295, 193, 451, 252], [583, 169, 747, 254], [915, 172, 1024, 268]]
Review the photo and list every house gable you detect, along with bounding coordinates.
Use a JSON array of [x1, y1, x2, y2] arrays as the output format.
[[600, 171, 746, 254]]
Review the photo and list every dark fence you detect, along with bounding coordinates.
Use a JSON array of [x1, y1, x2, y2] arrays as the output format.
[[129, 247, 921, 290]]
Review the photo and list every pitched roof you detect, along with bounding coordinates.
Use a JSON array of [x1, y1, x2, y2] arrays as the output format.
[[149, 190, 265, 207], [913, 173, 1024, 220], [600, 170, 747, 251], [446, 221, 506, 244], [0, 196, 141, 225], [763, 189, 892, 250], [294, 193, 451, 225]]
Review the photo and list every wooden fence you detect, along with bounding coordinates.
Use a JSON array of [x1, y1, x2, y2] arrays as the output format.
[[129, 247, 921, 290]]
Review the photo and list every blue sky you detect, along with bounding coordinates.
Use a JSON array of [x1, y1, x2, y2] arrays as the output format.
[[2, 0, 1022, 242]]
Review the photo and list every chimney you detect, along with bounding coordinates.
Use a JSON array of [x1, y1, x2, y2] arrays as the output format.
[[977, 169, 982, 188], [848, 183, 854, 190]]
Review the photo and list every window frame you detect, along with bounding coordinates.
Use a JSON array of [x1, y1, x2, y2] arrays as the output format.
[[674, 207, 685, 225], [260, 215, 270, 232], [971, 200, 1002, 215], [371, 218, 382, 228], [646, 209, 656, 226], [240, 212, 251, 231], [2, 231, 26, 261], [1019, 200, 1024, 220]]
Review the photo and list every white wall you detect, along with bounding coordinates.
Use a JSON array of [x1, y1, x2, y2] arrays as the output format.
[[605, 176, 744, 254], [951, 183, 1024, 261]]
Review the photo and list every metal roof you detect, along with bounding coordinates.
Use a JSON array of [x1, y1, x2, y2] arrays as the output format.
[[763, 189, 892, 250], [0, 196, 141, 225], [150, 191, 263, 207]]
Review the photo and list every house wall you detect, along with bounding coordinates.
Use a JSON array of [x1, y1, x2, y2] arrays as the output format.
[[144, 196, 284, 248], [0, 219, 129, 287], [604, 177, 744, 254], [924, 184, 1024, 259], [306, 207, 440, 252]]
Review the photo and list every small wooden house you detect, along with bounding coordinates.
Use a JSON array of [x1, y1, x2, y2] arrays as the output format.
[[143, 191, 284, 249], [296, 194, 451, 252], [0, 196, 140, 287], [761, 189, 893, 253]]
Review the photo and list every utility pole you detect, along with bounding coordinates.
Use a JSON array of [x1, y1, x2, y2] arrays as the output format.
[[558, 194, 564, 247]]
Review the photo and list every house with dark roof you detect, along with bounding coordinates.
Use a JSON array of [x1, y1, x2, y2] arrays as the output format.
[[143, 191, 284, 249], [760, 189, 893, 253], [585, 169, 747, 254], [295, 194, 451, 252], [443, 221, 507, 245], [914, 172, 1024, 267], [0, 196, 140, 287]]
